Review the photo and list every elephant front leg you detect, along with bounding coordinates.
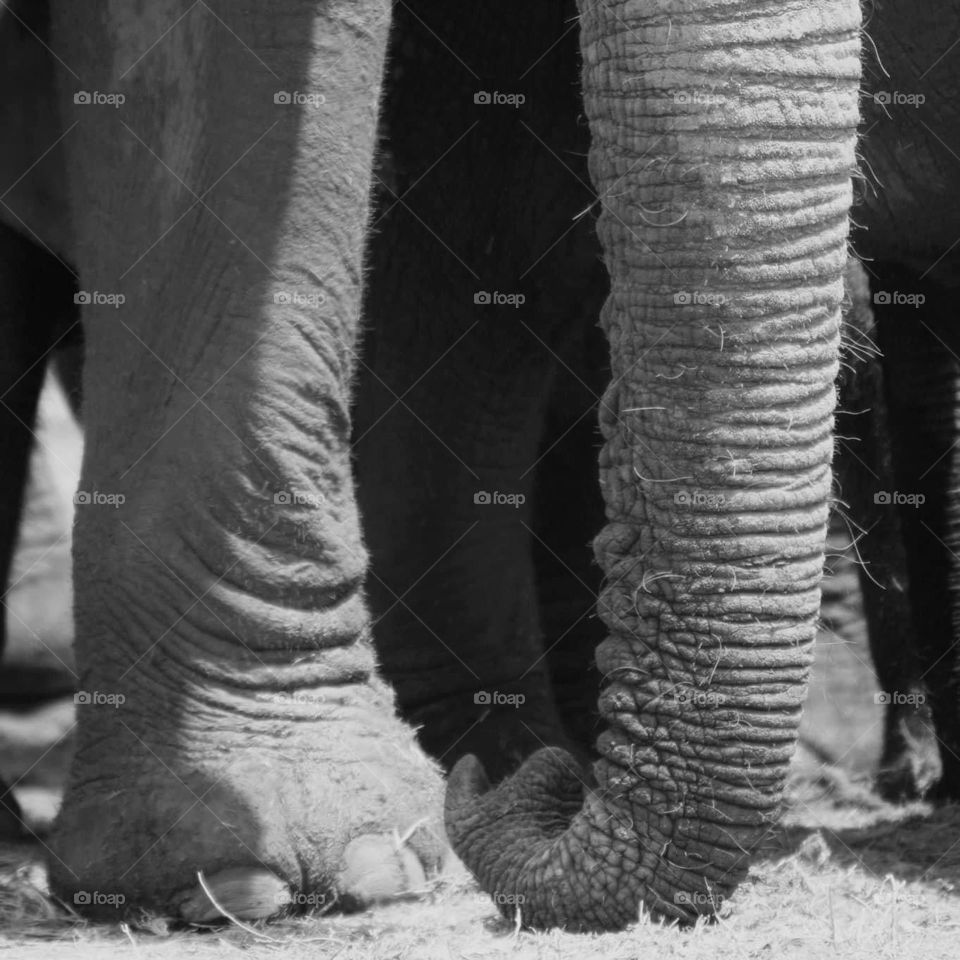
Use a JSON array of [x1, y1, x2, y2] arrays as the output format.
[[47, 0, 444, 919]]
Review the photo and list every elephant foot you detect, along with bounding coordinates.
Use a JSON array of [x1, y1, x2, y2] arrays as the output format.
[[875, 701, 941, 802], [176, 836, 429, 923], [48, 679, 446, 920]]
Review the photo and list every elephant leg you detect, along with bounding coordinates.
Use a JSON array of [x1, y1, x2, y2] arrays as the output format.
[[47, 0, 444, 920], [836, 258, 940, 798], [865, 265, 960, 798], [0, 224, 78, 837], [355, 0, 599, 779]]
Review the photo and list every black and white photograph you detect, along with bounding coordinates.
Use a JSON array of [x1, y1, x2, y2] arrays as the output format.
[[0, 0, 957, 957]]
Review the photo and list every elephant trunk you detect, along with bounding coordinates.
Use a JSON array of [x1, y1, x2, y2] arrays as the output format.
[[445, 0, 862, 931]]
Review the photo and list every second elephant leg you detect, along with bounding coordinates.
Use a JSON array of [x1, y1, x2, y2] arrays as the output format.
[[870, 267, 960, 797], [837, 259, 939, 798], [355, 333, 569, 780], [356, 0, 597, 779]]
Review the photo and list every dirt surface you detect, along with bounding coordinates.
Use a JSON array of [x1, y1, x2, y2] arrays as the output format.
[[3, 794, 960, 960]]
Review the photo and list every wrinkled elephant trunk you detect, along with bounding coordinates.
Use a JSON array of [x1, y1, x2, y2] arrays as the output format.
[[446, 0, 862, 931]]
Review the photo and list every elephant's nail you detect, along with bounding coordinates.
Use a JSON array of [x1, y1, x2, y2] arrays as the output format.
[[178, 867, 291, 923], [339, 835, 428, 904]]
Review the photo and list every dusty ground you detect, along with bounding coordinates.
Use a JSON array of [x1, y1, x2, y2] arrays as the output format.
[[3, 792, 960, 960], [1, 378, 958, 957]]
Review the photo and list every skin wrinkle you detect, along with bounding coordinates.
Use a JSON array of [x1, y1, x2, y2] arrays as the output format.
[[177, 517, 366, 604]]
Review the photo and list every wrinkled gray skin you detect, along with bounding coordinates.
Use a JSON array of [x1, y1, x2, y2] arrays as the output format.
[[0, 0, 862, 932]]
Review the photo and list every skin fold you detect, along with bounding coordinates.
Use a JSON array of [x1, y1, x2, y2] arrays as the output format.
[[0, 0, 868, 933]]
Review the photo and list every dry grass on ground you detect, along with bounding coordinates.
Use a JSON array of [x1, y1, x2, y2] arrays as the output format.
[[1, 763, 959, 960]]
